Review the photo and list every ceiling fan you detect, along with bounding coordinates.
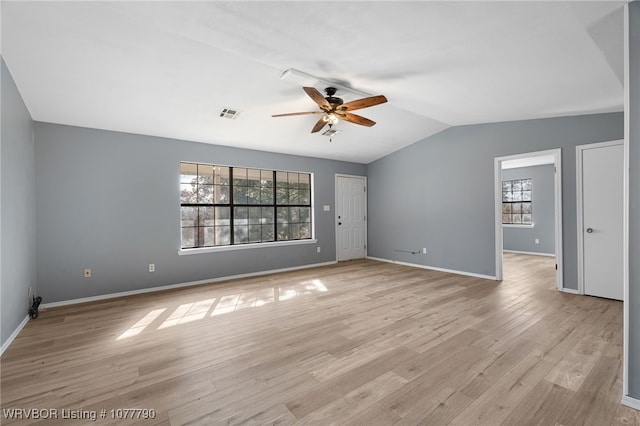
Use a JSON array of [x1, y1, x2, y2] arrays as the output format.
[[272, 87, 388, 133]]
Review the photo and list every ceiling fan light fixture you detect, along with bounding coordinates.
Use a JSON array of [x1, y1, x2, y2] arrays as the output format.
[[322, 113, 339, 125]]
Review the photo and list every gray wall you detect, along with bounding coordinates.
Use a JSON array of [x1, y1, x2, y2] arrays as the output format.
[[628, 0, 639, 400], [34, 122, 365, 303], [367, 112, 623, 287], [502, 164, 555, 255], [1, 58, 36, 348]]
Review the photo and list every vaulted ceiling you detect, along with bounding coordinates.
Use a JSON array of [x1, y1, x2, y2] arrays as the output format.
[[1, 1, 625, 163]]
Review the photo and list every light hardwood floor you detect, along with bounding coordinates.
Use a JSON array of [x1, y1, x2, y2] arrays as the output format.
[[1, 253, 638, 425]]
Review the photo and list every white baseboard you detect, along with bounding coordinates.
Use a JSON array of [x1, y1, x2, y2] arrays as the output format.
[[42, 261, 337, 309], [622, 395, 640, 410], [503, 249, 555, 257], [560, 287, 581, 295], [367, 256, 497, 280], [1, 315, 30, 356]]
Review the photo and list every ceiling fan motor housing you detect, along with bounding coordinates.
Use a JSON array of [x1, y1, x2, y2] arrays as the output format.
[[324, 87, 343, 105]]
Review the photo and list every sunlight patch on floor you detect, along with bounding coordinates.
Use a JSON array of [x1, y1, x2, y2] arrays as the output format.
[[116, 278, 329, 340]]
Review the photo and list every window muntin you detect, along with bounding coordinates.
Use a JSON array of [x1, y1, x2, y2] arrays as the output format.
[[180, 163, 312, 249], [502, 178, 532, 225]]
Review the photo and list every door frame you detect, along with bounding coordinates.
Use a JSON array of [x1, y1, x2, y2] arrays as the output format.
[[576, 139, 624, 295], [494, 148, 563, 290], [335, 174, 367, 261]]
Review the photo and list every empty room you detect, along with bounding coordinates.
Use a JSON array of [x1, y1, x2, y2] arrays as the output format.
[[1, 1, 639, 425]]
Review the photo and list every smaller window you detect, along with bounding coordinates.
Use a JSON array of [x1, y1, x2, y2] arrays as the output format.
[[502, 178, 532, 224]]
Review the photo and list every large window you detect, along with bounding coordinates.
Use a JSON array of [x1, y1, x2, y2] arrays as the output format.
[[502, 178, 532, 224], [180, 162, 312, 249]]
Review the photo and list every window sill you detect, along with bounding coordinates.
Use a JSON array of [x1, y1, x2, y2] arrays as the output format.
[[178, 239, 318, 255], [502, 224, 535, 229]]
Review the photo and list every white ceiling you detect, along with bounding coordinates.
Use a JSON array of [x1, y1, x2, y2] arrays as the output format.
[[1, 1, 626, 163]]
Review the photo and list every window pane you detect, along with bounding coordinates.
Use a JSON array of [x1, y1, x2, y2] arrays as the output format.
[[299, 224, 311, 239], [233, 186, 248, 204], [299, 207, 311, 223], [522, 214, 532, 224], [233, 168, 247, 186], [290, 207, 300, 223], [261, 187, 274, 204], [262, 224, 275, 242], [276, 171, 288, 188], [249, 224, 262, 243], [522, 179, 532, 191], [512, 180, 522, 191], [299, 173, 310, 189], [276, 187, 288, 204], [278, 223, 289, 240], [522, 202, 532, 214], [180, 163, 198, 184], [214, 166, 230, 186], [215, 185, 229, 204], [290, 223, 300, 240], [502, 181, 512, 191], [502, 191, 512, 202], [215, 226, 230, 245], [234, 207, 248, 224], [181, 183, 197, 204], [198, 164, 214, 184], [502, 203, 512, 214], [181, 227, 196, 248], [512, 214, 522, 224], [234, 225, 248, 244], [288, 172, 299, 189], [198, 184, 214, 204], [247, 169, 261, 204], [261, 171, 274, 204], [512, 191, 522, 201], [262, 207, 274, 224], [289, 188, 300, 204], [299, 190, 311, 204], [277, 207, 289, 223], [249, 207, 262, 224], [522, 190, 532, 201], [512, 203, 522, 213], [199, 207, 215, 226], [247, 168, 261, 184], [216, 207, 230, 226], [181, 207, 197, 227], [199, 227, 215, 247], [502, 214, 511, 224]]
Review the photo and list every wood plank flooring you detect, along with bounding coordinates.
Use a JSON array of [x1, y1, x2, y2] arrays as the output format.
[[1, 253, 634, 425]]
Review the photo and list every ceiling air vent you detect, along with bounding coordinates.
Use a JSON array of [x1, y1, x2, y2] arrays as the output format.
[[219, 108, 240, 119]]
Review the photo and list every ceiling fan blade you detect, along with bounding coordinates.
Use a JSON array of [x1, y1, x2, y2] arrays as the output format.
[[303, 87, 331, 111], [338, 112, 376, 127], [311, 116, 328, 133], [272, 111, 323, 117], [339, 95, 388, 111]]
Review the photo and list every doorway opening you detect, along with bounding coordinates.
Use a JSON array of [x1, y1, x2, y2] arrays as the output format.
[[494, 149, 563, 290]]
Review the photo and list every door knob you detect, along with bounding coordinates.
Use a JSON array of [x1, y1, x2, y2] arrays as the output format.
[[586, 228, 593, 233]]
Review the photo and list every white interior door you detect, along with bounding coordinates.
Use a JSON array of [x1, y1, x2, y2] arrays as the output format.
[[336, 175, 366, 261], [580, 142, 624, 300]]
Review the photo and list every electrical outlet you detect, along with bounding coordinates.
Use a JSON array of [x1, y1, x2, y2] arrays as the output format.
[[149, 263, 155, 272], [83, 268, 92, 278], [535, 238, 540, 244], [422, 247, 427, 254], [317, 247, 321, 253]]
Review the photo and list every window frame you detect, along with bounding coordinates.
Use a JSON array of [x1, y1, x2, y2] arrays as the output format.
[[178, 162, 316, 254]]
